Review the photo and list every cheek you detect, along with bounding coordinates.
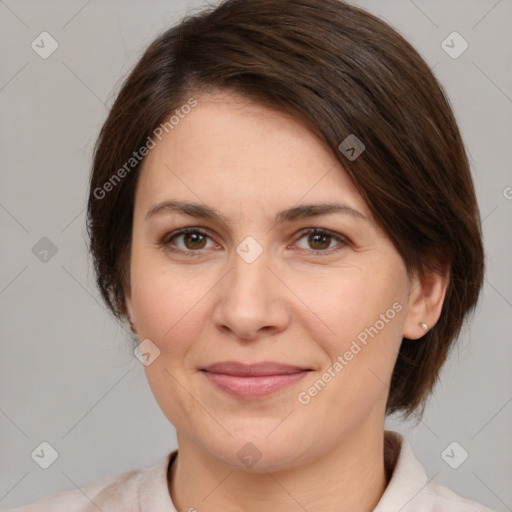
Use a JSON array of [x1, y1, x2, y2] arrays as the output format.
[[130, 251, 211, 355], [130, 259, 214, 426], [295, 263, 406, 405], [291, 263, 406, 355], [327, 269, 406, 396]]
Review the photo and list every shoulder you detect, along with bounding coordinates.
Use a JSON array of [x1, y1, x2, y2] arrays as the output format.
[[7, 452, 176, 512], [377, 430, 498, 512], [424, 479, 496, 512], [7, 467, 145, 512]]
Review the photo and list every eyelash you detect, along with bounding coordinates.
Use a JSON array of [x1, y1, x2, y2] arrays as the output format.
[[160, 227, 349, 258]]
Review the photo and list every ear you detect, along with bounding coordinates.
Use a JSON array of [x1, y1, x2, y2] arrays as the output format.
[[124, 293, 138, 335], [125, 293, 133, 319], [402, 267, 449, 340]]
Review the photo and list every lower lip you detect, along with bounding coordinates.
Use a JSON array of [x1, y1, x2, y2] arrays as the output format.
[[201, 371, 309, 399]]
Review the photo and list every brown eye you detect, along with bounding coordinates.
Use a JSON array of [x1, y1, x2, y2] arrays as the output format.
[[294, 229, 348, 254], [181, 232, 207, 250], [308, 232, 331, 250], [163, 228, 217, 256]]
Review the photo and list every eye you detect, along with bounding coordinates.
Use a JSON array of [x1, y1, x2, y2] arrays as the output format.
[[160, 227, 349, 257], [161, 228, 219, 256], [293, 228, 348, 254]]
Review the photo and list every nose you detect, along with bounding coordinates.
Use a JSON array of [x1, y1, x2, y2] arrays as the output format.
[[212, 247, 290, 341]]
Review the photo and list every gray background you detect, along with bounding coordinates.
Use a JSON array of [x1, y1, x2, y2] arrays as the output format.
[[0, 0, 511, 509]]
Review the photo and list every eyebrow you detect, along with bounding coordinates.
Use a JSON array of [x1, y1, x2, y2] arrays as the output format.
[[145, 200, 369, 225]]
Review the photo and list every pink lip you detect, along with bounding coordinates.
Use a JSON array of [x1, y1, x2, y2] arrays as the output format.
[[200, 361, 311, 399]]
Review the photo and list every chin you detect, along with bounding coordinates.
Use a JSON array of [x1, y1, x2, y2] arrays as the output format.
[[197, 423, 313, 473]]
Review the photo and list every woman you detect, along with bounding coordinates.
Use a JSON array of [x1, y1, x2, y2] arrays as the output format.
[[11, 0, 497, 510]]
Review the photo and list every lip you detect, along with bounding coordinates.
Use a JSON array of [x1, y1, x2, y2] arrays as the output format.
[[200, 361, 311, 399]]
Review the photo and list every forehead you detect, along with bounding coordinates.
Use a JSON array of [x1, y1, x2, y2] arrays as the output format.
[[135, 91, 370, 220]]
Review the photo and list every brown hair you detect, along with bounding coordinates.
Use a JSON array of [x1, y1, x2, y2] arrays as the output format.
[[87, 0, 484, 420]]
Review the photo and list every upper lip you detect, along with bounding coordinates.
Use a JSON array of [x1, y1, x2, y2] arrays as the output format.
[[200, 361, 311, 376]]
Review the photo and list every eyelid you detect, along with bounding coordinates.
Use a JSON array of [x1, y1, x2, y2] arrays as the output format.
[[291, 228, 350, 253], [161, 227, 219, 255]]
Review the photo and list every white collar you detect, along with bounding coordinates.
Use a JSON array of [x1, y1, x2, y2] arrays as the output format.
[[138, 430, 494, 511]]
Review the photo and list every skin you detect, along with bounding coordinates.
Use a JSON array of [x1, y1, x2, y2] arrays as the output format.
[[126, 90, 447, 512]]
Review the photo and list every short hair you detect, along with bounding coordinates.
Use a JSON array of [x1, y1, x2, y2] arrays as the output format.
[[87, 0, 484, 420]]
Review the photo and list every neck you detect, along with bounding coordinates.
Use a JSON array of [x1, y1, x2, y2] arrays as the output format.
[[168, 424, 391, 512]]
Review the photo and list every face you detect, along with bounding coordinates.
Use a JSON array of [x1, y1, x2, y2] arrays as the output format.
[[126, 90, 419, 472]]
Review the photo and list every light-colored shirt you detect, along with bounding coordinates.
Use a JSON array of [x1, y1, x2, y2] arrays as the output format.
[[8, 430, 496, 511]]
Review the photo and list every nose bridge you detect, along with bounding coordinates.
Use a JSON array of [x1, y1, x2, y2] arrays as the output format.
[[228, 239, 272, 301], [213, 237, 288, 339]]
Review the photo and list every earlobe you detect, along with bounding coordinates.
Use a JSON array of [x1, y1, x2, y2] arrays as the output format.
[[125, 295, 137, 334], [125, 295, 132, 316], [129, 317, 137, 334], [402, 268, 449, 340]]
